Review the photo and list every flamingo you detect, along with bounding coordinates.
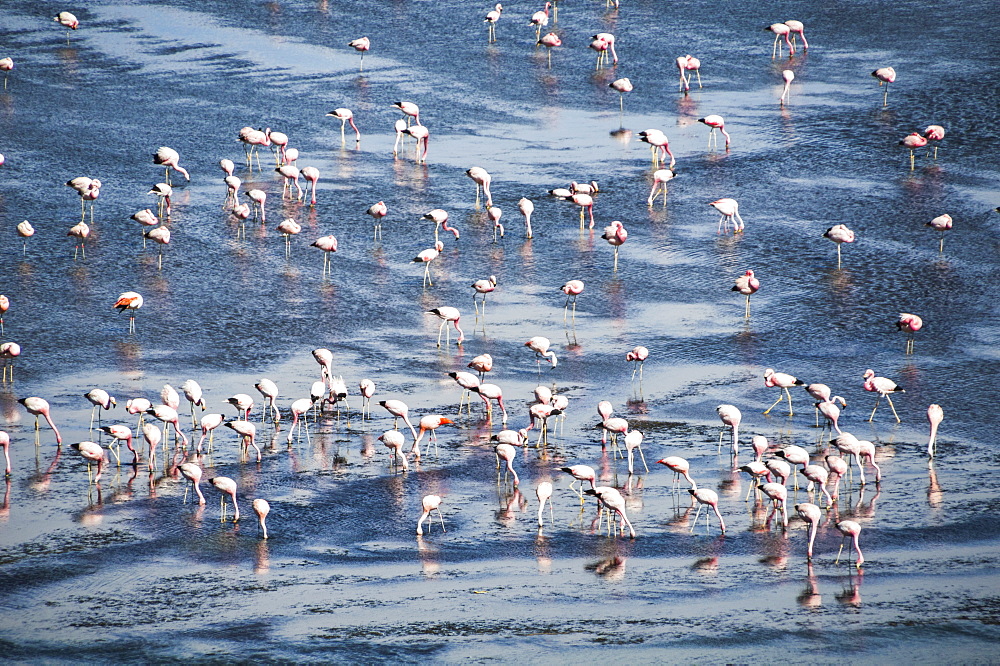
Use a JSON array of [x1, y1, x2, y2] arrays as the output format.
[[254, 378, 280, 423], [599, 417, 629, 453], [740, 461, 771, 500], [468, 353, 493, 380], [68, 221, 90, 260], [536, 481, 554, 527], [359, 379, 376, 419], [327, 108, 360, 143], [784, 20, 809, 49], [448, 372, 480, 414], [54, 11, 79, 41], [192, 414, 222, 453], [832, 433, 866, 485], [112, 291, 143, 333], [0, 57, 10, 90], [311, 235, 338, 275], [412, 240, 444, 287], [149, 182, 172, 219], [83, 389, 116, 429], [689, 488, 725, 533], [872, 67, 896, 106], [100, 425, 136, 466], [709, 198, 744, 233], [779, 69, 794, 105], [817, 397, 847, 434], [857, 440, 882, 483], [412, 415, 453, 459], [19, 397, 61, 444], [716, 404, 740, 456], [495, 443, 519, 485], [144, 227, 171, 270], [525, 336, 557, 370], [570, 192, 595, 229], [126, 398, 152, 432], [835, 521, 864, 568], [732, 270, 759, 318], [276, 219, 302, 255], [775, 445, 810, 489], [238, 126, 270, 170], [795, 502, 822, 560], [896, 313, 923, 354], [423, 208, 459, 241], [926, 213, 952, 252], [276, 165, 303, 200], [529, 2, 551, 40], [923, 125, 945, 158], [823, 224, 855, 268], [647, 169, 677, 206], [585, 487, 635, 538], [220, 176, 241, 210], [601, 221, 627, 271], [416, 495, 445, 535], [560, 280, 584, 322], [393, 119, 408, 156], [863, 369, 904, 422], [179, 462, 206, 504], [900, 132, 928, 170], [393, 101, 421, 126], [676, 55, 702, 91], [348, 37, 370, 70], [638, 129, 675, 169], [657, 456, 698, 492], [367, 201, 388, 241], [591, 32, 618, 66], [759, 482, 789, 529], [253, 499, 270, 539], [559, 464, 596, 499], [209, 476, 240, 522], [538, 32, 561, 67], [379, 400, 419, 440], [402, 124, 429, 163], [765, 23, 794, 58], [625, 346, 648, 382], [466, 167, 493, 208], [153, 147, 190, 184], [474, 384, 508, 425], [518, 197, 534, 238], [301, 166, 320, 205], [16, 220, 34, 255], [472, 276, 497, 317], [312, 348, 334, 386], [624, 430, 648, 473], [825, 456, 848, 498], [0, 342, 18, 382], [428, 307, 465, 347], [225, 420, 261, 462], [698, 115, 731, 150], [484, 4, 503, 43], [609, 77, 633, 113], [266, 129, 288, 165], [180, 380, 206, 427], [927, 404, 944, 457], [71, 442, 104, 483], [764, 368, 805, 415], [285, 399, 312, 445], [378, 430, 408, 470], [226, 394, 254, 421]]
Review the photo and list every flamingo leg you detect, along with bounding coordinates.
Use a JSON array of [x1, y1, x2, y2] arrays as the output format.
[[886, 395, 900, 423], [868, 395, 882, 422], [763, 393, 785, 415]]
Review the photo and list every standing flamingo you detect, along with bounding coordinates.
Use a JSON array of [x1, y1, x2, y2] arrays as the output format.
[[367, 201, 388, 241], [327, 108, 361, 143], [560, 280, 584, 322], [529, 2, 551, 40], [423, 209, 460, 242], [779, 69, 794, 105], [626, 346, 648, 382], [560, 464, 596, 499], [536, 481, 554, 527], [872, 67, 896, 106], [784, 20, 809, 50], [153, 147, 190, 184], [379, 400, 419, 441], [923, 125, 945, 158], [416, 495, 445, 535], [402, 125, 429, 163], [602, 221, 628, 271], [112, 291, 143, 334], [484, 4, 503, 43], [765, 23, 794, 57], [16, 220, 34, 255], [863, 369, 904, 422], [518, 197, 535, 238], [709, 198, 744, 232], [716, 404, 740, 455], [699, 115, 731, 150], [538, 32, 561, 66], [68, 221, 90, 260], [301, 167, 320, 205], [732, 270, 759, 318], [495, 443, 520, 485], [647, 169, 677, 206], [209, 476, 240, 522], [393, 101, 421, 126], [466, 167, 493, 208], [927, 404, 943, 457], [571, 192, 595, 229], [348, 37, 370, 70], [638, 129, 675, 169], [764, 368, 805, 415], [896, 313, 923, 354], [71, 442, 104, 483], [657, 457, 698, 491], [19, 397, 61, 444], [900, 132, 928, 170], [0, 342, 17, 382], [472, 276, 497, 317], [586, 487, 636, 538], [428, 307, 465, 347], [311, 235, 338, 275], [474, 384, 508, 425], [795, 502, 822, 560], [926, 214, 952, 252], [276, 165, 302, 200], [148, 182, 172, 219], [689, 488, 726, 533], [144, 226, 171, 270], [823, 224, 855, 268], [835, 521, 864, 568], [609, 78, 633, 113], [179, 462, 206, 504], [253, 499, 270, 539], [525, 336, 557, 370], [412, 240, 444, 287]]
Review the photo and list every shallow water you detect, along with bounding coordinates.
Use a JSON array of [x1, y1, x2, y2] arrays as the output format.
[[1, 0, 999, 661]]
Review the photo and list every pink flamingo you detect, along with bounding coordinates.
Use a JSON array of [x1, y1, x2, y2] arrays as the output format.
[[795, 503, 822, 560], [301, 167, 320, 205], [560, 464, 596, 499], [367, 201, 388, 241], [816, 397, 847, 434], [923, 125, 945, 158], [68, 221, 90, 260], [525, 336, 557, 370], [863, 369, 904, 422], [602, 221, 628, 271], [676, 55, 702, 92], [609, 77, 633, 113], [71, 442, 104, 483], [823, 224, 855, 268], [732, 270, 759, 318], [765, 23, 794, 58], [393, 101, 420, 126], [784, 20, 809, 50], [896, 313, 923, 354], [209, 476, 240, 522], [245, 189, 266, 223], [560, 280, 584, 321], [266, 129, 288, 165], [689, 488, 725, 533], [926, 213, 952, 252], [379, 400, 419, 440], [423, 209, 459, 242], [529, 2, 551, 40], [484, 4, 503, 43], [625, 346, 649, 382], [348, 37, 370, 70], [900, 132, 928, 170], [238, 127, 270, 170], [311, 235, 338, 275], [835, 521, 864, 568], [466, 167, 493, 208], [571, 192, 595, 229], [428, 307, 465, 347], [412, 415, 453, 459], [253, 499, 270, 539], [698, 115, 731, 150], [147, 182, 172, 219], [378, 430, 407, 470], [153, 147, 190, 184], [716, 404, 741, 455], [764, 368, 805, 415], [495, 443, 520, 485], [638, 129, 675, 169], [538, 32, 561, 67], [590, 32, 618, 66], [657, 457, 697, 492], [927, 404, 943, 457], [402, 124, 429, 163], [709, 198, 744, 233], [585, 487, 635, 538], [872, 67, 896, 106], [327, 108, 360, 143], [474, 384, 508, 425], [536, 481, 553, 527], [417, 495, 445, 535], [472, 275, 497, 317], [780, 69, 794, 105], [412, 240, 444, 287], [19, 397, 61, 444], [648, 169, 677, 206]]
